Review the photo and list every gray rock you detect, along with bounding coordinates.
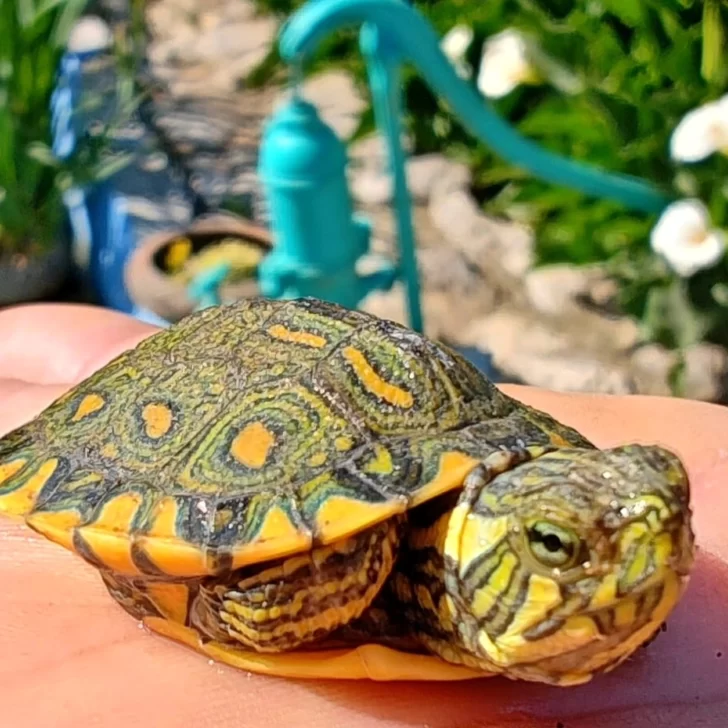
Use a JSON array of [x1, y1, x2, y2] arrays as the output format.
[[153, 111, 232, 151], [361, 282, 494, 342], [349, 151, 456, 207], [282, 71, 366, 141], [524, 264, 606, 317], [631, 342, 728, 401], [429, 174, 534, 280], [462, 310, 636, 395], [629, 344, 674, 397]]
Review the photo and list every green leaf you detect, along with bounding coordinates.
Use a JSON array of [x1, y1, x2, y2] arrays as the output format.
[[600, 0, 647, 27], [701, 0, 725, 85], [49, 0, 88, 49], [91, 152, 136, 182], [16, 0, 37, 29]]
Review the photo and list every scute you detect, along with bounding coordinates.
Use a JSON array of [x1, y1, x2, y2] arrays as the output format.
[[0, 297, 533, 578]]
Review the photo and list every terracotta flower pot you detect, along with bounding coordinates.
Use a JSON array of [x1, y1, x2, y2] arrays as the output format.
[[0, 243, 72, 307], [124, 213, 273, 323]]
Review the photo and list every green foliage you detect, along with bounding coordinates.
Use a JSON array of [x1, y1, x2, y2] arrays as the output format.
[[0, 1, 137, 257], [397, 1, 721, 266]]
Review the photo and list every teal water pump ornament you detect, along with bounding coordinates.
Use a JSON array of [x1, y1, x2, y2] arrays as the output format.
[[257, 93, 397, 308]]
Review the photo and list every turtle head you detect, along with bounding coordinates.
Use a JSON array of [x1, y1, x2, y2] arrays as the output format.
[[447, 445, 694, 685]]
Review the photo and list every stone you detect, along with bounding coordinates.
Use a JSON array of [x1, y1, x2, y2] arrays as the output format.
[[428, 173, 534, 280], [524, 264, 605, 317], [153, 111, 233, 151], [350, 168, 391, 207], [360, 283, 493, 342], [629, 344, 674, 397], [349, 149, 455, 206], [684, 343, 728, 401], [462, 310, 636, 395], [630, 342, 728, 401], [407, 155, 458, 203], [279, 71, 366, 141]]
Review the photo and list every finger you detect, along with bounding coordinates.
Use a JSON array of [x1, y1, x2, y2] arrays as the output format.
[[0, 303, 157, 385], [0, 379, 70, 435]]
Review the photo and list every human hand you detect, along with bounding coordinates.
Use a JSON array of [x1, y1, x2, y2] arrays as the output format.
[[0, 304, 725, 728]]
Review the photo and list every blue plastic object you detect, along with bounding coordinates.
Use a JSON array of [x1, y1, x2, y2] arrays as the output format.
[[258, 95, 397, 308], [51, 51, 137, 313], [85, 181, 137, 312]]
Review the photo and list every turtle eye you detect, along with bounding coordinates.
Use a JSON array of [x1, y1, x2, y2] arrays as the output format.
[[526, 521, 582, 569]]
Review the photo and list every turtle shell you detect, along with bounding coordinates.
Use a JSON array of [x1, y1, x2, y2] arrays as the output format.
[[0, 298, 583, 579]]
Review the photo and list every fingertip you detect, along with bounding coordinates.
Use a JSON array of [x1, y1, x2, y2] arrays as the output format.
[[0, 304, 158, 384]]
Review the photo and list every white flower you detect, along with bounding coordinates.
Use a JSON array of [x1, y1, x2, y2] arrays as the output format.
[[650, 199, 726, 277], [670, 95, 728, 163], [477, 29, 536, 99], [441, 25, 474, 80]]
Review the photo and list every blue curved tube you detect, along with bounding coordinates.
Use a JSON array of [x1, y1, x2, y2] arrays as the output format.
[[280, 0, 671, 213]]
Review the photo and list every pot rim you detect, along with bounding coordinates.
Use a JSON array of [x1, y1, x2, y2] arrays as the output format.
[[124, 213, 273, 322]]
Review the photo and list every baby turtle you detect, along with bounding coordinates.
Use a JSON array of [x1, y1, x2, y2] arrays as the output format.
[[0, 298, 694, 684]]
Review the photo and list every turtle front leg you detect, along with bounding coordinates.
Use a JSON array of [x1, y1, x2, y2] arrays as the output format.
[[190, 518, 401, 652]]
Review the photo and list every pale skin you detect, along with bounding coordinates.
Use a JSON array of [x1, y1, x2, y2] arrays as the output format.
[[0, 304, 726, 728]]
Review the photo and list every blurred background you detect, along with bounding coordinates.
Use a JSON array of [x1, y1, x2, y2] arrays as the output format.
[[3, 0, 728, 402]]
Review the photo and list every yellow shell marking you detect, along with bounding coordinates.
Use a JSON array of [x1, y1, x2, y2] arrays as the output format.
[[26, 510, 82, 551], [142, 403, 174, 439], [141, 496, 207, 577], [411, 452, 481, 507], [230, 506, 312, 569], [315, 495, 404, 542], [364, 445, 393, 475], [230, 422, 275, 469], [0, 459, 58, 516], [76, 492, 144, 574], [72, 394, 105, 422], [267, 324, 326, 348], [342, 346, 414, 409], [145, 583, 191, 624], [308, 452, 328, 468], [101, 443, 119, 459], [334, 436, 353, 452], [0, 459, 26, 485]]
